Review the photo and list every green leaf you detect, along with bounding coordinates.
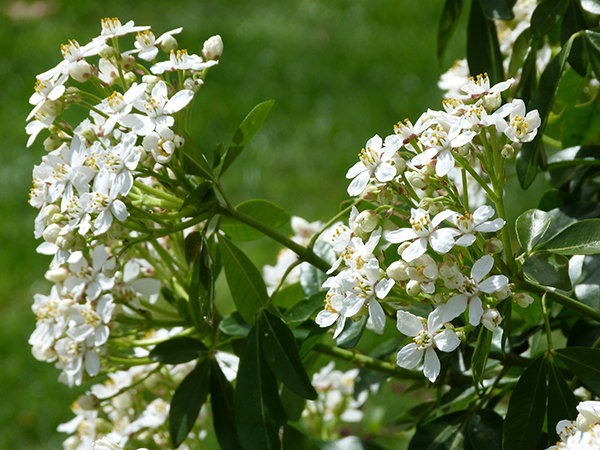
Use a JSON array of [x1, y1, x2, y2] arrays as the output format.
[[515, 209, 552, 253], [235, 325, 286, 450], [472, 327, 492, 387], [408, 411, 466, 450], [280, 385, 307, 422], [259, 310, 318, 400], [508, 27, 531, 78], [220, 199, 290, 241], [554, 347, 600, 396], [530, 0, 569, 40], [513, 294, 543, 326], [180, 180, 213, 212], [466, 409, 503, 450], [210, 359, 244, 450], [478, 0, 514, 20], [547, 146, 600, 170], [517, 40, 573, 188], [299, 325, 328, 358], [184, 231, 201, 267], [539, 219, 600, 255], [562, 0, 589, 77], [170, 359, 211, 448], [581, 0, 600, 15], [219, 311, 251, 338], [220, 100, 275, 178], [547, 360, 578, 445], [282, 424, 321, 450], [503, 354, 547, 450], [561, 102, 600, 149], [272, 282, 306, 309], [300, 241, 335, 296], [523, 251, 572, 290], [284, 291, 327, 324], [437, 0, 466, 63], [585, 30, 600, 80], [467, 0, 504, 85], [188, 238, 215, 328], [336, 315, 367, 349], [212, 142, 224, 170], [181, 131, 215, 179], [218, 235, 268, 325], [149, 337, 208, 365]]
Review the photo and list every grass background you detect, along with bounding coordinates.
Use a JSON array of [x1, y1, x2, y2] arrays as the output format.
[[0, 0, 546, 448]]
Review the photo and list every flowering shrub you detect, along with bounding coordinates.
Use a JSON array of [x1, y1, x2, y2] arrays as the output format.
[[24, 3, 600, 450]]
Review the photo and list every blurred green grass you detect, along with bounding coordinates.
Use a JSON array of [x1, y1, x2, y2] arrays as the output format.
[[0, 0, 465, 447]]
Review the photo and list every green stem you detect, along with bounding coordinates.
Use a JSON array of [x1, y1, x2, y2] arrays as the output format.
[[541, 293, 554, 351], [108, 356, 155, 366], [454, 153, 497, 202], [139, 299, 180, 318], [461, 168, 469, 210], [493, 189, 516, 276], [216, 202, 332, 274], [97, 366, 161, 401], [312, 343, 422, 380], [542, 134, 562, 149], [133, 180, 184, 206], [307, 199, 361, 250]]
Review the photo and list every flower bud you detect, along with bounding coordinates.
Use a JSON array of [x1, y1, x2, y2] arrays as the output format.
[[428, 201, 444, 216], [123, 72, 137, 85], [40, 99, 64, 116], [174, 134, 185, 148], [42, 204, 61, 225], [202, 35, 224, 60], [514, 292, 534, 308], [483, 91, 502, 111], [43, 224, 62, 244], [161, 35, 178, 53], [406, 280, 421, 296], [92, 437, 124, 450], [43, 134, 62, 152], [457, 143, 471, 157], [418, 197, 434, 211], [103, 257, 119, 278], [433, 293, 445, 305], [439, 260, 460, 280], [55, 233, 74, 251], [355, 210, 379, 234], [387, 260, 410, 281], [406, 171, 428, 189], [391, 154, 406, 175], [69, 60, 93, 83], [482, 308, 502, 331], [45, 267, 69, 283], [72, 235, 87, 251], [493, 283, 512, 300], [119, 54, 136, 72], [142, 75, 161, 90], [77, 394, 100, 411], [423, 162, 436, 176], [501, 144, 516, 159], [99, 46, 115, 59], [107, 224, 122, 240], [377, 186, 393, 205], [485, 237, 503, 254]]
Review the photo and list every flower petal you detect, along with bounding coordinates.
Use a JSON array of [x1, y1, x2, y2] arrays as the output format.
[[423, 348, 441, 382], [471, 255, 494, 282], [396, 343, 423, 369], [396, 311, 423, 337], [434, 329, 461, 352], [368, 300, 386, 333]]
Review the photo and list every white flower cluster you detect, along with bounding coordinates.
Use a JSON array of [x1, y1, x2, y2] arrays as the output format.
[[313, 71, 540, 382], [547, 401, 600, 450], [26, 18, 222, 386]]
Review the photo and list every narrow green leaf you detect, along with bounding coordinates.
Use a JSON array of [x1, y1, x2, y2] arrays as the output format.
[[472, 327, 492, 387], [220, 100, 275, 178], [282, 424, 321, 450], [437, 0, 466, 63], [514, 40, 538, 105], [523, 251, 572, 290], [581, 0, 600, 14], [554, 347, 600, 396], [562, 0, 589, 77], [503, 355, 547, 450], [467, 0, 504, 85], [184, 231, 201, 267], [547, 360, 578, 445], [517, 39, 573, 188], [180, 181, 213, 212], [478, 0, 514, 20], [235, 324, 286, 450], [220, 199, 290, 241], [530, 0, 569, 40], [515, 209, 552, 253], [149, 337, 208, 365], [259, 310, 318, 400], [210, 359, 244, 450], [272, 282, 306, 309], [284, 291, 327, 324], [585, 30, 600, 83], [299, 325, 328, 357], [408, 411, 466, 450], [188, 239, 214, 328], [466, 409, 503, 450], [218, 235, 268, 325], [280, 384, 308, 422], [508, 27, 531, 78], [539, 219, 600, 255], [212, 142, 224, 171], [336, 315, 367, 349], [181, 131, 214, 179], [170, 359, 211, 448], [547, 146, 600, 169]]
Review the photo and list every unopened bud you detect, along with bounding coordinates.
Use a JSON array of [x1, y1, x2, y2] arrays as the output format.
[[40, 99, 64, 116], [99, 46, 115, 59], [406, 280, 421, 296], [433, 293, 445, 305], [161, 35, 178, 53], [43, 134, 62, 152], [406, 171, 428, 189], [108, 224, 122, 240], [202, 35, 223, 61], [397, 241, 412, 257], [483, 91, 502, 111], [174, 134, 185, 148], [142, 75, 161, 90], [501, 144, 516, 159], [493, 283, 512, 300], [392, 154, 406, 175], [77, 394, 100, 411], [457, 143, 471, 157], [123, 72, 137, 85], [69, 60, 93, 83], [485, 237, 503, 254], [45, 267, 69, 283], [43, 224, 62, 244], [355, 210, 379, 234], [514, 292, 534, 308], [119, 54, 136, 72], [103, 257, 119, 278], [55, 234, 75, 251], [91, 437, 123, 450], [387, 260, 410, 281], [377, 186, 393, 205]]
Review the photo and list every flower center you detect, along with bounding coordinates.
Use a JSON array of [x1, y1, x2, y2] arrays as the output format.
[[413, 329, 434, 350], [510, 115, 529, 137]]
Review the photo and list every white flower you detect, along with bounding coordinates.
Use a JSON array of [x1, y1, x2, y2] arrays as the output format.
[[346, 134, 400, 196], [80, 169, 129, 235], [481, 308, 502, 331], [128, 28, 183, 61], [202, 35, 224, 60], [386, 208, 458, 262], [448, 205, 505, 247], [444, 255, 509, 326], [315, 282, 362, 339], [459, 74, 515, 100], [413, 125, 475, 177], [497, 99, 541, 143], [100, 18, 149, 39], [396, 306, 460, 382], [150, 49, 218, 74], [328, 226, 381, 274], [27, 73, 68, 120], [92, 437, 123, 450], [406, 254, 439, 294]]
